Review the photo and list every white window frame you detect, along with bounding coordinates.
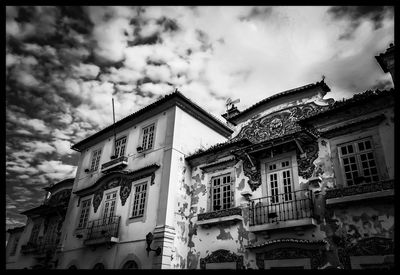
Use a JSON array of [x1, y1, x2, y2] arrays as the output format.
[[141, 123, 155, 151], [338, 137, 380, 186], [113, 136, 127, 158], [265, 157, 294, 203], [77, 198, 91, 229], [102, 190, 118, 223], [128, 177, 151, 222], [210, 173, 234, 211], [90, 148, 102, 172], [131, 181, 148, 218]]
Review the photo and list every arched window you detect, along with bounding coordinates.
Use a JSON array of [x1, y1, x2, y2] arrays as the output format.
[[68, 265, 77, 269], [93, 263, 105, 269], [123, 260, 138, 269]]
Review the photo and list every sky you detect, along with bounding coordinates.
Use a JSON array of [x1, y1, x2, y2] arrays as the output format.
[[5, 6, 394, 229]]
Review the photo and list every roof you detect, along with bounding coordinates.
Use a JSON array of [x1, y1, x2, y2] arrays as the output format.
[[299, 89, 394, 124], [71, 91, 233, 152], [225, 80, 330, 123], [43, 177, 75, 192]]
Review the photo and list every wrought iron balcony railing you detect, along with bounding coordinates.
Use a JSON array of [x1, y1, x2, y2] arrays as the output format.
[[249, 190, 314, 226], [101, 156, 128, 172], [84, 216, 121, 244]]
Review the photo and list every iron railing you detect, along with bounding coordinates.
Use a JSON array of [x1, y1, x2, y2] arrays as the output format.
[[249, 190, 314, 226], [101, 156, 128, 171], [85, 216, 121, 242]]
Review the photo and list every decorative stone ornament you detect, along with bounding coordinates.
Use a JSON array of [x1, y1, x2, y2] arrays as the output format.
[[200, 249, 244, 269]]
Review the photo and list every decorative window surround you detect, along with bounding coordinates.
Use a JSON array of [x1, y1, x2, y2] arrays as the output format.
[[74, 164, 160, 213], [197, 207, 242, 227]]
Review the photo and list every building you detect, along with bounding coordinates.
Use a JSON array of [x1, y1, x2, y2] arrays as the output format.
[[5, 178, 75, 269], [6, 44, 394, 269], [55, 92, 232, 269], [375, 43, 395, 83]]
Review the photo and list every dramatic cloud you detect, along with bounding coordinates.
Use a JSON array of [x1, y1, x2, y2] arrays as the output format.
[[5, 6, 394, 229]]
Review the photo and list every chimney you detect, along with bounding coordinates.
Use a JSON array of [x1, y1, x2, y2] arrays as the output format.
[[222, 105, 240, 121], [375, 43, 395, 85]]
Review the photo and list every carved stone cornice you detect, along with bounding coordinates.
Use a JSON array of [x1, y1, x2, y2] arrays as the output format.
[[200, 249, 244, 269], [234, 102, 329, 144], [256, 245, 325, 269], [197, 207, 242, 221]]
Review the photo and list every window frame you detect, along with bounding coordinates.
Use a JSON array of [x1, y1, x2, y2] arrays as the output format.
[[337, 137, 380, 186], [77, 198, 92, 229], [102, 190, 118, 223], [128, 177, 151, 223], [113, 135, 128, 158], [260, 151, 299, 199], [329, 128, 387, 188], [140, 122, 156, 152], [209, 171, 235, 212], [89, 148, 102, 172]]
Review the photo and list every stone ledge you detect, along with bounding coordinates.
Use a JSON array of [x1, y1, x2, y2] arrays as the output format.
[[326, 189, 394, 205], [197, 215, 243, 227], [249, 217, 317, 232]]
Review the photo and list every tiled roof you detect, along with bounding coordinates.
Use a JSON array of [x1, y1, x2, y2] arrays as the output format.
[[227, 80, 330, 122], [299, 89, 394, 122]]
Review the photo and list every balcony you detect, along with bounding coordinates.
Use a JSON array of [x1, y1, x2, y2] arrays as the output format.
[[101, 156, 128, 173], [249, 190, 316, 232], [197, 207, 243, 227], [325, 180, 394, 205], [83, 216, 121, 246], [20, 242, 39, 254]]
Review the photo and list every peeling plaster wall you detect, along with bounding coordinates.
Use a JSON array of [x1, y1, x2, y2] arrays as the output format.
[[184, 95, 393, 269]]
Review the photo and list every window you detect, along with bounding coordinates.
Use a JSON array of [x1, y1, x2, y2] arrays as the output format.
[[114, 136, 127, 158], [90, 148, 102, 171], [10, 235, 20, 256], [132, 182, 147, 218], [266, 158, 293, 203], [103, 191, 117, 223], [43, 219, 58, 244], [339, 138, 379, 186], [29, 222, 41, 244], [78, 199, 91, 229], [141, 124, 155, 150], [211, 174, 234, 211]]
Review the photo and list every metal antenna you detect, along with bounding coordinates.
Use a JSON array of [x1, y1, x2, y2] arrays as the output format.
[[112, 98, 117, 158]]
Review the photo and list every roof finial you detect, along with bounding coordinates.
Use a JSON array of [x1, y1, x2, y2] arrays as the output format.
[[175, 88, 179, 93], [321, 75, 326, 82]]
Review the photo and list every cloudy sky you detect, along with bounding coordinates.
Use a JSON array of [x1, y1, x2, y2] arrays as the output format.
[[5, 6, 394, 229]]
